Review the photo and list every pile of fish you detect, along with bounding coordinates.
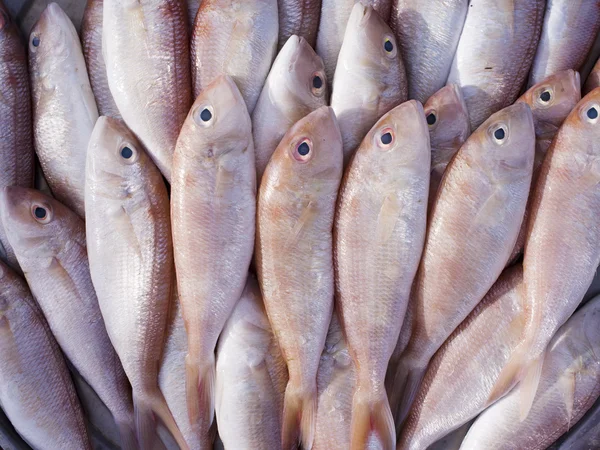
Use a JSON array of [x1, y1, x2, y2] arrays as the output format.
[[2, 0, 600, 449]]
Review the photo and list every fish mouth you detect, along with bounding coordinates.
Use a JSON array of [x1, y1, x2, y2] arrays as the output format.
[[356, 4, 372, 26]]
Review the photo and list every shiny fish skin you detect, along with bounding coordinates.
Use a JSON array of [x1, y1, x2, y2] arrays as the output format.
[[552, 396, 600, 449], [0, 0, 34, 270], [29, 3, 98, 218], [461, 297, 600, 450], [256, 106, 343, 449], [315, 0, 392, 89], [0, 260, 90, 450], [331, 3, 407, 164], [398, 266, 524, 450], [191, 0, 278, 114], [584, 57, 600, 95], [81, 0, 120, 119], [423, 83, 470, 212], [187, 0, 201, 29], [252, 35, 327, 181], [103, 0, 191, 182], [0, 187, 137, 450], [85, 117, 186, 450], [447, 0, 545, 129], [392, 103, 535, 425], [278, 0, 321, 49], [215, 275, 287, 450], [390, 0, 468, 104], [529, 0, 600, 86], [335, 100, 429, 449], [171, 75, 255, 429]]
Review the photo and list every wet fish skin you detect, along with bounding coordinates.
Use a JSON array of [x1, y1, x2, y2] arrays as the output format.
[[278, 0, 321, 49], [331, 3, 407, 164], [29, 2, 98, 218], [252, 35, 327, 181], [529, 0, 600, 86], [392, 103, 535, 425], [584, 56, 600, 95], [0, 187, 137, 450], [81, 0, 120, 119], [103, 0, 191, 182], [85, 117, 186, 450], [335, 100, 429, 449], [0, 0, 34, 270], [447, 0, 545, 129], [423, 83, 470, 212], [315, 0, 392, 88], [398, 266, 524, 450], [256, 106, 343, 449], [461, 296, 600, 450], [0, 259, 91, 450], [191, 0, 278, 114], [187, 0, 201, 30], [390, 0, 468, 103], [551, 396, 600, 449], [215, 274, 288, 450]]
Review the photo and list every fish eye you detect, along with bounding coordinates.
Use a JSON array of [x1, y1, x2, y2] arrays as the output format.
[[200, 108, 212, 122], [292, 138, 313, 162], [31, 35, 40, 48], [494, 127, 506, 142], [378, 128, 394, 149], [426, 112, 437, 126], [194, 105, 214, 126], [313, 75, 323, 90], [539, 90, 552, 103], [119, 144, 138, 164], [587, 107, 598, 120], [121, 146, 133, 159], [490, 124, 508, 144], [384, 39, 393, 53], [382, 35, 397, 58], [31, 204, 52, 224], [311, 72, 325, 97]]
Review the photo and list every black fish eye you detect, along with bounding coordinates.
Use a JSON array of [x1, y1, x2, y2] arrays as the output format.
[[313, 75, 323, 89], [200, 108, 212, 122], [384, 39, 394, 53], [121, 146, 133, 159], [426, 113, 437, 125], [494, 128, 506, 140], [298, 142, 310, 156], [381, 132, 392, 145], [32, 36, 40, 47], [540, 90, 551, 102], [34, 207, 46, 219], [587, 107, 598, 120]]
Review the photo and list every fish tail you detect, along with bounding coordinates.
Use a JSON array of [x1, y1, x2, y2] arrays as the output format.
[[115, 418, 139, 450], [389, 359, 425, 432], [518, 354, 544, 421], [350, 382, 396, 450], [487, 343, 527, 406], [185, 352, 216, 428], [281, 380, 317, 450], [133, 391, 189, 450]]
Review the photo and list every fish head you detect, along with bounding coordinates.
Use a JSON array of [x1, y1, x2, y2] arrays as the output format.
[[0, 187, 81, 264], [267, 106, 343, 194], [424, 84, 471, 167], [276, 35, 327, 110]]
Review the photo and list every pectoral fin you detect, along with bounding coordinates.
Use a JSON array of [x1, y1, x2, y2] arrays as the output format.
[[376, 194, 401, 243]]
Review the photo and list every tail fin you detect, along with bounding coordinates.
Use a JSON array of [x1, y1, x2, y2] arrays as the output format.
[[185, 353, 215, 428], [350, 385, 395, 450], [281, 381, 317, 450], [518, 355, 544, 421], [133, 391, 189, 450], [487, 344, 528, 406], [389, 359, 425, 433], [115, 419, 139, 450]]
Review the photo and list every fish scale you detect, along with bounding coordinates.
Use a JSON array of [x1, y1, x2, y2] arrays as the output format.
[[278, 0, 322, 49]]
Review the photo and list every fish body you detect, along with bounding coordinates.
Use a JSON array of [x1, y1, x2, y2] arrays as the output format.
[[461, 296, 600, 450], [85, 117, 185, 449], [278, 0, 321, 49], [103, 0, 191, 182], [252, 35, 327, 181], [215, 275, 288, 450], [191, 0, 278, 113], [0, 260, 90, 450], [390, 0, 468, 103], [256, 106, 343, 449], [188, 0, 201, 29], [331, 3, 407, 164], [552, 396, 600, 449], [81, 0, 120, 118], [584, 57, 600, 95], [29, 3, 98, 217], [447, 0, 545, 129], [529, 0, 600, 86]]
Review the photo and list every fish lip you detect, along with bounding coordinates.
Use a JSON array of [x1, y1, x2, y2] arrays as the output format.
[[355, 3, 372, 26], [569, 70, 582, 95]]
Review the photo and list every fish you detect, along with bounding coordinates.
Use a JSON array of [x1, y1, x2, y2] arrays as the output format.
[[85, 117, 186, 450], [159, 292, 211, 450], [551, 396, 600, 449], [81, 0, 120, 119], [103, 0, 191, 182], [423, 83, 470, 212], [391, 103, 535, 426], [0, 187, 137, 450], [335, 100, 430, 449], [315, 0, 393, 88], [256, 106, 343, 449], [447, 0, 545, 129], [0, 0, 34, 270], [529, 0, 600, 86], [0, 406, 32, 450], [188, 0, 201, 29], [584, 56, 600, 95], [331, 3, 407, 164], [398, 266, 524, 450], [277, 0, 321, 49], [390, 0, 468, 103], [28, 2, 98, 218], [191, 0, 278, 114], [461, 295, 600, 450], [215, 274, 288, 450], [171, 75, 256, 429], [0, 259, 91, 450], [252, 35, 327, 181], [489, 87, 600, 421], [506, 70, 582, 263]]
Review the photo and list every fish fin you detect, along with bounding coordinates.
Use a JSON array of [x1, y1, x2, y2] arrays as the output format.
[[281, 381, 317, 450], [148, 390, 189, 450], [198, 355, 216, 426], [391, 360, 425, 432], [519, 355, 544, 421], [115, 419, 139, 450], [215, 165, 235, 203], [350, 384, 396, 450], [559, 367, 576, 429], [287, 201, 317, 248], [471, 189, 508, 229], [487, 343, 528, 406], [376, 194, 401, 243], [185, 354, 200, 427]]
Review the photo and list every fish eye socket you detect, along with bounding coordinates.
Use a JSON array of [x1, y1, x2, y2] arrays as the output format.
[[539, 90, 551, 103], [384, 39, 394, 53], [426, 113, 437, 126], [494, 127, 506, 141], [31, 204, 52, 223], [121, 146, 133, 159], [312, 75, 323, 90], [292, 138, 313, 162], [200, 108, 212, 122], [32, 35, 40, 47]]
